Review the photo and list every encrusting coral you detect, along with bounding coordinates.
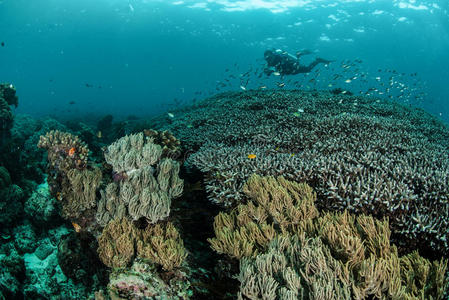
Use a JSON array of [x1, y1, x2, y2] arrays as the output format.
[[97, 259, 192, 300], [97, 218, 187, 271], [96, 132, 183, 226], [209, 175, 448, 299]]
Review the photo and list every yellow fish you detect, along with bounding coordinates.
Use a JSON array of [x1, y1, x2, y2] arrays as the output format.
[[247, 154, 257, 159]]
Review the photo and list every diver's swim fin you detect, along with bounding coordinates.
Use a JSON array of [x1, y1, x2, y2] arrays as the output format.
[[316, 57, 334, 64], [296, 49, 313, 57]]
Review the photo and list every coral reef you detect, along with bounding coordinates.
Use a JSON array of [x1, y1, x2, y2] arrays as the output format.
[[24, 181, 58, 225], [96, 132, 183, 225], [208, 175, 448, 299], [173, 90, 449, 256], [0, 166, 24, 228], [0, 243, 25, 299]]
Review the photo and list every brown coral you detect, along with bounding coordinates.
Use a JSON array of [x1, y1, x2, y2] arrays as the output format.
[[208, 175, 317, 259], [214, 175, 449, 299], [97, 218, 187, 271], [97, 218, 139, 269], [137, 222, 187, 271]]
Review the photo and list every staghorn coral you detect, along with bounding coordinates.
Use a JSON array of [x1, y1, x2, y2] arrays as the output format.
[[191, 110, 449, 256], [96, 132, 183, 225], [97, 218, 187, 271], [137, 222, 187, 271], [156, 89, 449, 256], [218, 175, 449, 299]]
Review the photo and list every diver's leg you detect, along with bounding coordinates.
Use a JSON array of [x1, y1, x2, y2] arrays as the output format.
[[306, 58, 333, 71]]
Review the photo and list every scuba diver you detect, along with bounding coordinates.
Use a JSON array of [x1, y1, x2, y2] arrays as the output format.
[[264, 49, 333, 76]]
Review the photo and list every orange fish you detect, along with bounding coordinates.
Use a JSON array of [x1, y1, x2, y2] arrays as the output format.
[[247, 154, 257, 159], [71, 222, 81, 233], [68, 147, 76, 157]]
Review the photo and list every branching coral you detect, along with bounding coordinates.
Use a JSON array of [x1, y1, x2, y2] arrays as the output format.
[[191, 111, 449, 256]]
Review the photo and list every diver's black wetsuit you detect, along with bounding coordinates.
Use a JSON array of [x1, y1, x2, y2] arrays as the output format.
[[264, 49, 332, 76]]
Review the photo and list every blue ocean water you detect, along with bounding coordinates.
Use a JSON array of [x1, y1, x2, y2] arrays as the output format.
[[1, 0, 448, 121]]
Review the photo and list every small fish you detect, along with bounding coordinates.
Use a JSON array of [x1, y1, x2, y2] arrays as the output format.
[[240, 85, 246, 91], [259, 85, 267, 89], [277, 82, 285, 87], [72, 222, 82, 233], [1, 42, 4, 47], [68, 147, 76, 157], [69, 101, 76, 105], [297, 108, 304, 113], [273, 72, 281, 76], [96, 131, 102, 138], [247, 154, 257, 159], [167, 112, 174, 118], [293, 112, 301, 117], [345, 79, 352, 83]]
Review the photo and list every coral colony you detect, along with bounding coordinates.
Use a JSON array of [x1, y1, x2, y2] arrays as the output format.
[[0, 84, 448, 299]]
